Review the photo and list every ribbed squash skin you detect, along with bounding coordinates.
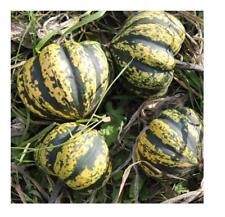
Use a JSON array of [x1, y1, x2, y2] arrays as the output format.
[[111, 11, 186, 98], [35, 122, 111, 192], [136, 107, 203, 179], [17, 41, 109, 120]]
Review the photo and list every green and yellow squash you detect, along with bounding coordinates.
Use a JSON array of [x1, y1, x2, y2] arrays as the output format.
[[17, 41, 110, 120], [111, 11, 186, 98], [135, 107, 203, 179], [35, 122, 111, 192]]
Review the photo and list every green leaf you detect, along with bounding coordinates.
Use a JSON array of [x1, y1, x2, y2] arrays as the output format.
[[100, 125, 118, 146], [106, 102, 124, 124], [112, 170, 123, 182], [129, 178, 135, 199], [23, 193, 33, 203], [173, 182, 189, 195], [100, 101, 126, 146], [35, 31, 59, 53], [94, 189, 105, 203], [63, 11, 106, 36], [29, 190, 42, 199], [11, 146, 22, 161], [140, 188, 150, 202], [11, 136, 23, 146], [185, 70, 202, 90], [111, 187, 120, 201]]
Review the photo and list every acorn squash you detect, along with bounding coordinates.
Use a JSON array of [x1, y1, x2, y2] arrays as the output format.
[[17, 41, 110, 120], [35, 122, 111, 192], [135, 107, 203, 179], [111, 11, 186, 98]]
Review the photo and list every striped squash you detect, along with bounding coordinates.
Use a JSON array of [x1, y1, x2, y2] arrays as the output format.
[[111, 11, 186, 98], [35, 122, 111, 192], [17, 41, 109, 120], [135, 107, 203, 179]]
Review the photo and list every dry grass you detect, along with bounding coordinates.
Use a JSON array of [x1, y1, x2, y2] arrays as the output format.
[[11, 11, 204, 203]]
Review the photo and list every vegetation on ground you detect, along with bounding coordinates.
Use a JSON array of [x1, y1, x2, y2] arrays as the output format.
[[11, 11, 204, 203]]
